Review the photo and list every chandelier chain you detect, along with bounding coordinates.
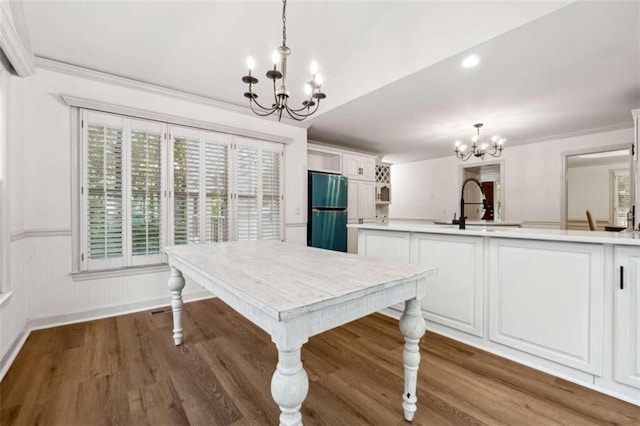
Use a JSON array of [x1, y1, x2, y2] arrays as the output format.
[[282, 0, 287, 47]]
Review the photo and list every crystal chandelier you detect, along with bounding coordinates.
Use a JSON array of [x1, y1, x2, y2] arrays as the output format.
[[454, 123, 506, 161], [242, 0, 326, 122]]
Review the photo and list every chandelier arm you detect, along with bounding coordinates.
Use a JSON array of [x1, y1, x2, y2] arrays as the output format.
[[285, 101, 320, 119], [249, 100, 279, 117], [288, 100, 319, 113], [283, 107, 313, 121], [247, 86, 279, 112], [250, 97, 277, 113], [272, 78, 279, 106]]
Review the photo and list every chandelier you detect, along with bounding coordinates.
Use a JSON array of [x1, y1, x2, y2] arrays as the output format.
[[454, 123, 506, 161], [242, 0, 326, 122]]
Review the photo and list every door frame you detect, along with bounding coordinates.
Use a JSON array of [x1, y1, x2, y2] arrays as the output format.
[[560, 143, 634, 230]]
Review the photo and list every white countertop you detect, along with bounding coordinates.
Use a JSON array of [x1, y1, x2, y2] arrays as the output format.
[[433, 220, 522, 227], [348, 221, 640, 246]]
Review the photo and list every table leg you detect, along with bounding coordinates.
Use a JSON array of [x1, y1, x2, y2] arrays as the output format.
[[271, 345, 309, 426], [168, 267, 186, 346], [399, 298, 426, 421]]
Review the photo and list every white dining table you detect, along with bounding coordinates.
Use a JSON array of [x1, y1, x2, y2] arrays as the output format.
[[165, 240, 437, 426]]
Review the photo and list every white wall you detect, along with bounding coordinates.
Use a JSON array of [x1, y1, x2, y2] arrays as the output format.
[[0, 67, 308, 377], [390, 128, 635, 226], [567, 161, 627, 221], [0, 69, 28, 377]]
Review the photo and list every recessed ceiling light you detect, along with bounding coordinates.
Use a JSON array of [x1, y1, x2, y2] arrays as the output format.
[[462, 55, 481, 68]]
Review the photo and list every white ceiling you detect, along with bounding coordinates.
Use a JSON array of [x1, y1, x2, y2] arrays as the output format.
[[21, 1, 638, 163]]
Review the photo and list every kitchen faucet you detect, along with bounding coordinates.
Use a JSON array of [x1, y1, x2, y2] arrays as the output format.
[[459, 177, 488, 230]]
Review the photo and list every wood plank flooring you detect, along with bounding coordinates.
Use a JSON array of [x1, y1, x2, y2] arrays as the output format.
[[1, 298, 639, 425]]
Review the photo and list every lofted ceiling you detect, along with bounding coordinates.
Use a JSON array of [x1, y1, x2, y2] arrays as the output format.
[[21, 1, 638, 163]]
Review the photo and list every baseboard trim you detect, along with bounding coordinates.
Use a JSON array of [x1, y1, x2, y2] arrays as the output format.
[[0, 290, 214, 381]]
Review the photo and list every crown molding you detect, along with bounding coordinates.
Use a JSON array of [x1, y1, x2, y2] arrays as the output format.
[[61, 94, 295, 145], [35, 57, 312, 129], [511, 123, 633, 148], [0, 4, 34, 76]]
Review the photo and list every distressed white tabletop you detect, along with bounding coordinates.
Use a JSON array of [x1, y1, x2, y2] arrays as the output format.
[[165, 240, 435, 321]]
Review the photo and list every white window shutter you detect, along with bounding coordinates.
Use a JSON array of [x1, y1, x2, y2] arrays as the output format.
[[235, 143, 259, 241], [173, 133, 201, 245], [83, 111, 125, 270], [129, 120, 164, 265], [261, 149, 282, 240], [204, 138, 230, 242]]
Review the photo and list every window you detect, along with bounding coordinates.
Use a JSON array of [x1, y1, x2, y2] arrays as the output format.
[[613, 169, 631, 227], [79, 111, 283, 272]]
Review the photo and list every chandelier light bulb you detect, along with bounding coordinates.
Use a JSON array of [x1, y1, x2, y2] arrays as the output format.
[[247, 56, 255, 71], [455, 140, 461, 148], [499, 138, 506, 145], [310, 60, 319, 75], [460, 144, 468, 152], [271, 50, 280, 65], [304, 84, 312, 95], [491, 135, 499, 143], [471, 135, 479, 143], [314, 73, 324, 85], [480, 143, 488, 150]]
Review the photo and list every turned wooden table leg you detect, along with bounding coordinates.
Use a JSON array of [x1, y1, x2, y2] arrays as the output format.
[[271, 345, 309, 426], [168, 267, 186, 346], [399, 298, 426, 421]]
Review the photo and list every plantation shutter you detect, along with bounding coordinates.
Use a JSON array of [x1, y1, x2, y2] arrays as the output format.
[[204, 136, 229, 242], [173, 131, 201, 245], [83, 111, 125, 270], [261, 148, 282, 240], [235, 142, 259, 241], [130, 120, 164, 265]]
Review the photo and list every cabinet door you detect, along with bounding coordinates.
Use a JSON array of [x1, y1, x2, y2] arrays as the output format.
[[360, 157, 377, 181], [412, 234, 483, 337], [489, 238, 604, 375], [614, 247, 640, 389], [357, 182, 376, 222], [347, 180, 359, 222], [342, 154, 360, 179]]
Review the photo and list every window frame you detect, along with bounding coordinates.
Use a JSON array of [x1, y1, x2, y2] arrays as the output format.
[[71, 106, 287, 276]]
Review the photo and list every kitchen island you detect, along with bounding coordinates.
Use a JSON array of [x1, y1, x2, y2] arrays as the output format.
[[349, 222, 640, 406]]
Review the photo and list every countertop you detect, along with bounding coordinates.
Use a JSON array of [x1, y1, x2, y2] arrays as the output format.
[[348, 221, 640, 246], [432, 220, 522, 227]]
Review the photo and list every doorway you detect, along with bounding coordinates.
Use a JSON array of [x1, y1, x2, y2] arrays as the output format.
[[562, 145, 634, 230], [460, 161, 504, 222]]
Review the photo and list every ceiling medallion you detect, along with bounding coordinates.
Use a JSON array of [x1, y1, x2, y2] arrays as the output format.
[[242, 0, 326, 122], [454, 123, 506, 161]]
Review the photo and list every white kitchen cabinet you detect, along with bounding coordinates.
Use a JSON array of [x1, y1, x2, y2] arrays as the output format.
[[347, 181, 375, 253], [614, 246, 640, 390], [343, 153, 376, 182], [358, 230, 411, 263], [347, 181, 375, 223], [489, 238, 604, 375], [412, 234, 483, 337], [307, 146, 342, 174]]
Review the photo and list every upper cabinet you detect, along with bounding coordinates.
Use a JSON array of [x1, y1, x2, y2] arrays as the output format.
[[308, 146, 342, 174], [342, 153, 376, 182]]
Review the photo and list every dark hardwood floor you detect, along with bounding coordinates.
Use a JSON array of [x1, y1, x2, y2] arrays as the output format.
[[1, 298, 639, 425]]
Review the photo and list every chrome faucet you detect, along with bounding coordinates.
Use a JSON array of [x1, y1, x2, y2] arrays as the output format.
[[459, 177, 488, 230]]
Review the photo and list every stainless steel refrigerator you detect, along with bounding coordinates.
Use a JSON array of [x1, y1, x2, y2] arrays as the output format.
[[307, 172, 348, 252]]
